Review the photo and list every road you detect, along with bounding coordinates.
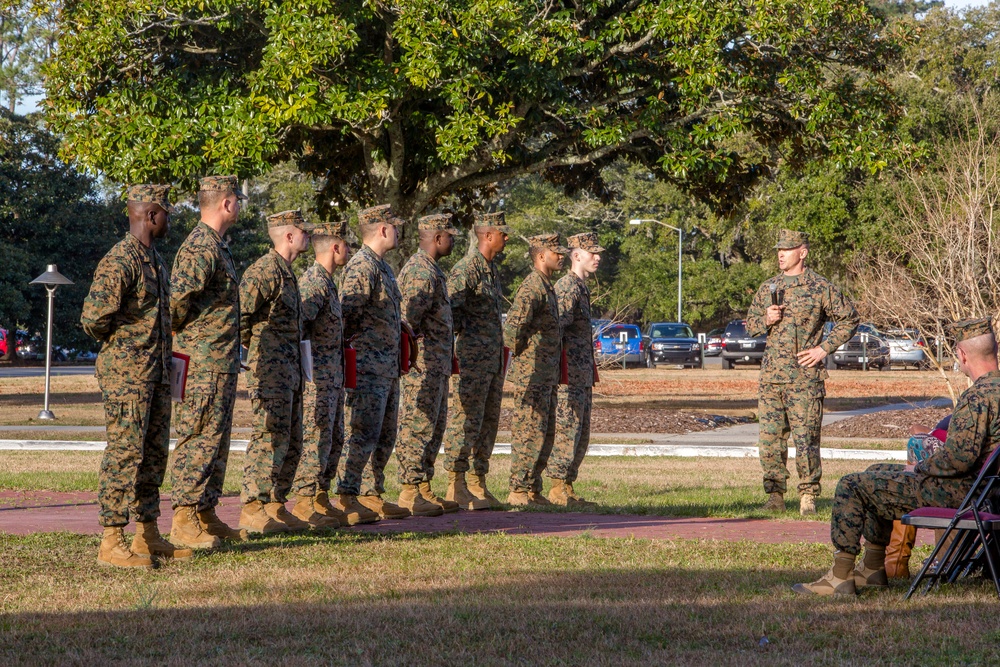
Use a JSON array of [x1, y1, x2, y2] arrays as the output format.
[[0, 366, 95, 378]]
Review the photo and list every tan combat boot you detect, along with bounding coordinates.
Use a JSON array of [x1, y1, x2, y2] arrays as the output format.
[[548, 479, 572, 506], [854, 544, 889, 591], [446, 471, 490, 510], [527, 490, 551, 507], [792, 552, 858, 597], [239, 500, 287, 535], [97, 527, 153, 569], [357, 494, 411, 520], [265, 501, 311, 533], [397, 484, 445, 517], [314, 491, 350, 527], [335, 494, 380, 525], [197, 507, 249, 542], [799, 494, 817, 516], [418, 481, 460, 514], [885, 521, 916, 579], [467, 473, 502, 508], [507, 490, 530, 506], [291, 496, 342, 530], [132, 520, 194, 562], [170, 505, 222, 549], [762, 492, 785, 512], [565, 482, 598, 510]]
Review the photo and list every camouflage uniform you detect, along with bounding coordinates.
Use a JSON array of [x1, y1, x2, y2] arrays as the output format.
[[168, 187, 245, 510], [239, 211, 312, 505], [549, 233, 604, 483], [293, 226, 346, 498], [442, 213, 510, 476], [505, 234, 568, 493], [80, 184, 173, 528], [396, 218, 458, 484], [746, 232, 858, 497], [831, 368, 1000, 555], [336, 205, 405, 497]]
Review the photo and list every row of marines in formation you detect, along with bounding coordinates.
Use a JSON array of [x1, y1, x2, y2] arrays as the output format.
[[80, 176, 604, 568]]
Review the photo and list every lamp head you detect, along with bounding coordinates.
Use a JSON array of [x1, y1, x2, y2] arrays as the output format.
[[30, 264, 74, 287]]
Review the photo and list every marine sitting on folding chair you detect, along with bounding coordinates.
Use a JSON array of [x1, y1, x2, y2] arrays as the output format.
[[793, 317, 1000, 597]]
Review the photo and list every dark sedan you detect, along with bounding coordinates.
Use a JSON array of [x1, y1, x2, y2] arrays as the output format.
[[643, 322, 700, 368], [721, 319, 767, 369]]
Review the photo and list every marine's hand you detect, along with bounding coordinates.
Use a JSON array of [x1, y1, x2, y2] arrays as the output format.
[[796, 346, 828, 368], [764, 305, 785, 326]]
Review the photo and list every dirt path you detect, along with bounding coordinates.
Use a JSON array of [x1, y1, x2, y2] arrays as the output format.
[[0, 490, 933, 546]]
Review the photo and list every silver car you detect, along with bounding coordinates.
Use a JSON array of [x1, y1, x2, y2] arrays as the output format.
[[883, 328, 929, 369]]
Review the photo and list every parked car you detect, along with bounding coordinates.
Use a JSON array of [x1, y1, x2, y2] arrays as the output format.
[[703, 327, 725, 356], [595, 323, 644, 367], [15, 330, 42, 360], [830, 323, 890, 370], [883, 328, 929, 369], [643, 322, 700, 368], [0, 327, 7, 356], [721, 319, 766, 369]]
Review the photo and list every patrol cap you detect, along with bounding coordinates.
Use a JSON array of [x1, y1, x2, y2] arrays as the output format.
[[266, 209, 314, 232], [126, 184, 173, 212], [418, 213, 458, 235], [528, 233, 569, 254], [951, 318, 994, 343], [567, 232, 605, 254], [311, 219, 349, 238], [774, 229, 809, 249], [358, 204, 406, 226], [474, 211, 512, 233], [199, 175, 247, 200]]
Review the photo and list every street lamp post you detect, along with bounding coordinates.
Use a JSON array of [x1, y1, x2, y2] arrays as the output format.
[[630, 218, 683, 323], [29, 264, 74, 420]]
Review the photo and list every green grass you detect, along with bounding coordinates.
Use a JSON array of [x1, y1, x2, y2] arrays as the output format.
[[0, 532, 997, 665]]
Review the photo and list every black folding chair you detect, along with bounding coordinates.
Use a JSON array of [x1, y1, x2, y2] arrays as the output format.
[[901, 446, 1000, 599]]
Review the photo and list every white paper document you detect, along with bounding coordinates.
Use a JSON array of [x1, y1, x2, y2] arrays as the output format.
[[170, 352, 190, 402], [300, 340, 314, 383]]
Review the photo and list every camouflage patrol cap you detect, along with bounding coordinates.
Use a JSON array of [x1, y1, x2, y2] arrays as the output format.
[[126, 184, 173, 212], [774, 229, 809, 249], [266, 209, 314, 232], [474, 211, 512, 233], [311, 219, 349, 238], [567, 232, 606, 254], [418, 213, 458, 235], [529, 233, 569, 254], [358, 204, 406, 226], [951, 318, 995, 343], [199, 175, 247, 200]]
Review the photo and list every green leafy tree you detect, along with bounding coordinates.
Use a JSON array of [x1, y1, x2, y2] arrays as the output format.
[[43, 0, 911, 222], [0, 0, 54, 112]]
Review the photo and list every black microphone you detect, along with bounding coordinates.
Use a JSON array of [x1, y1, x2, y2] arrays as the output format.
[[770, 283, 779, 306]]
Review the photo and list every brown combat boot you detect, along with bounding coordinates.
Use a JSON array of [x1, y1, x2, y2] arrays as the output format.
[[564, 482, 598, 510], [314, 491, 350, 527], [799, 494, 817, 516], [291, 496, 342, 530], [792, 551, 858, 597], [170, 506, 222, 549], [264, 501, 311, 533], [97, 527, 153, 569], [239, 500, 287, 535], [762, 492, 785, 512], [854, 544, 889, 591], [197, 507, 249, 542], [358, 494, 411, 520], [418, 481, 460, 514], [446, 471, 490, 510], [527, 490, 551, 506], [397, 484, 445, 517], [132, 520, 194, 562], [885, 521, 916, 579], [467, 473, 502, 508], [548, 479, 572, 506], [507, 490, 530, 506], [335, 494, 381, 525]]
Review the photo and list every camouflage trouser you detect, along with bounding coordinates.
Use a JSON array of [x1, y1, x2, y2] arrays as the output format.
[[291, 380, 344, 497], [442, 370, 504, 476], [169, 371, 237, 510], [241, 386, 303, 504], [336, 374, 399, 497], [508, 383, 557, 493], [98, 381, 171, 527], [547, 385, 592, 483], [319, 388, 345, 493], [757, 382, 824, 496], [396, 370, 450, 485]]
